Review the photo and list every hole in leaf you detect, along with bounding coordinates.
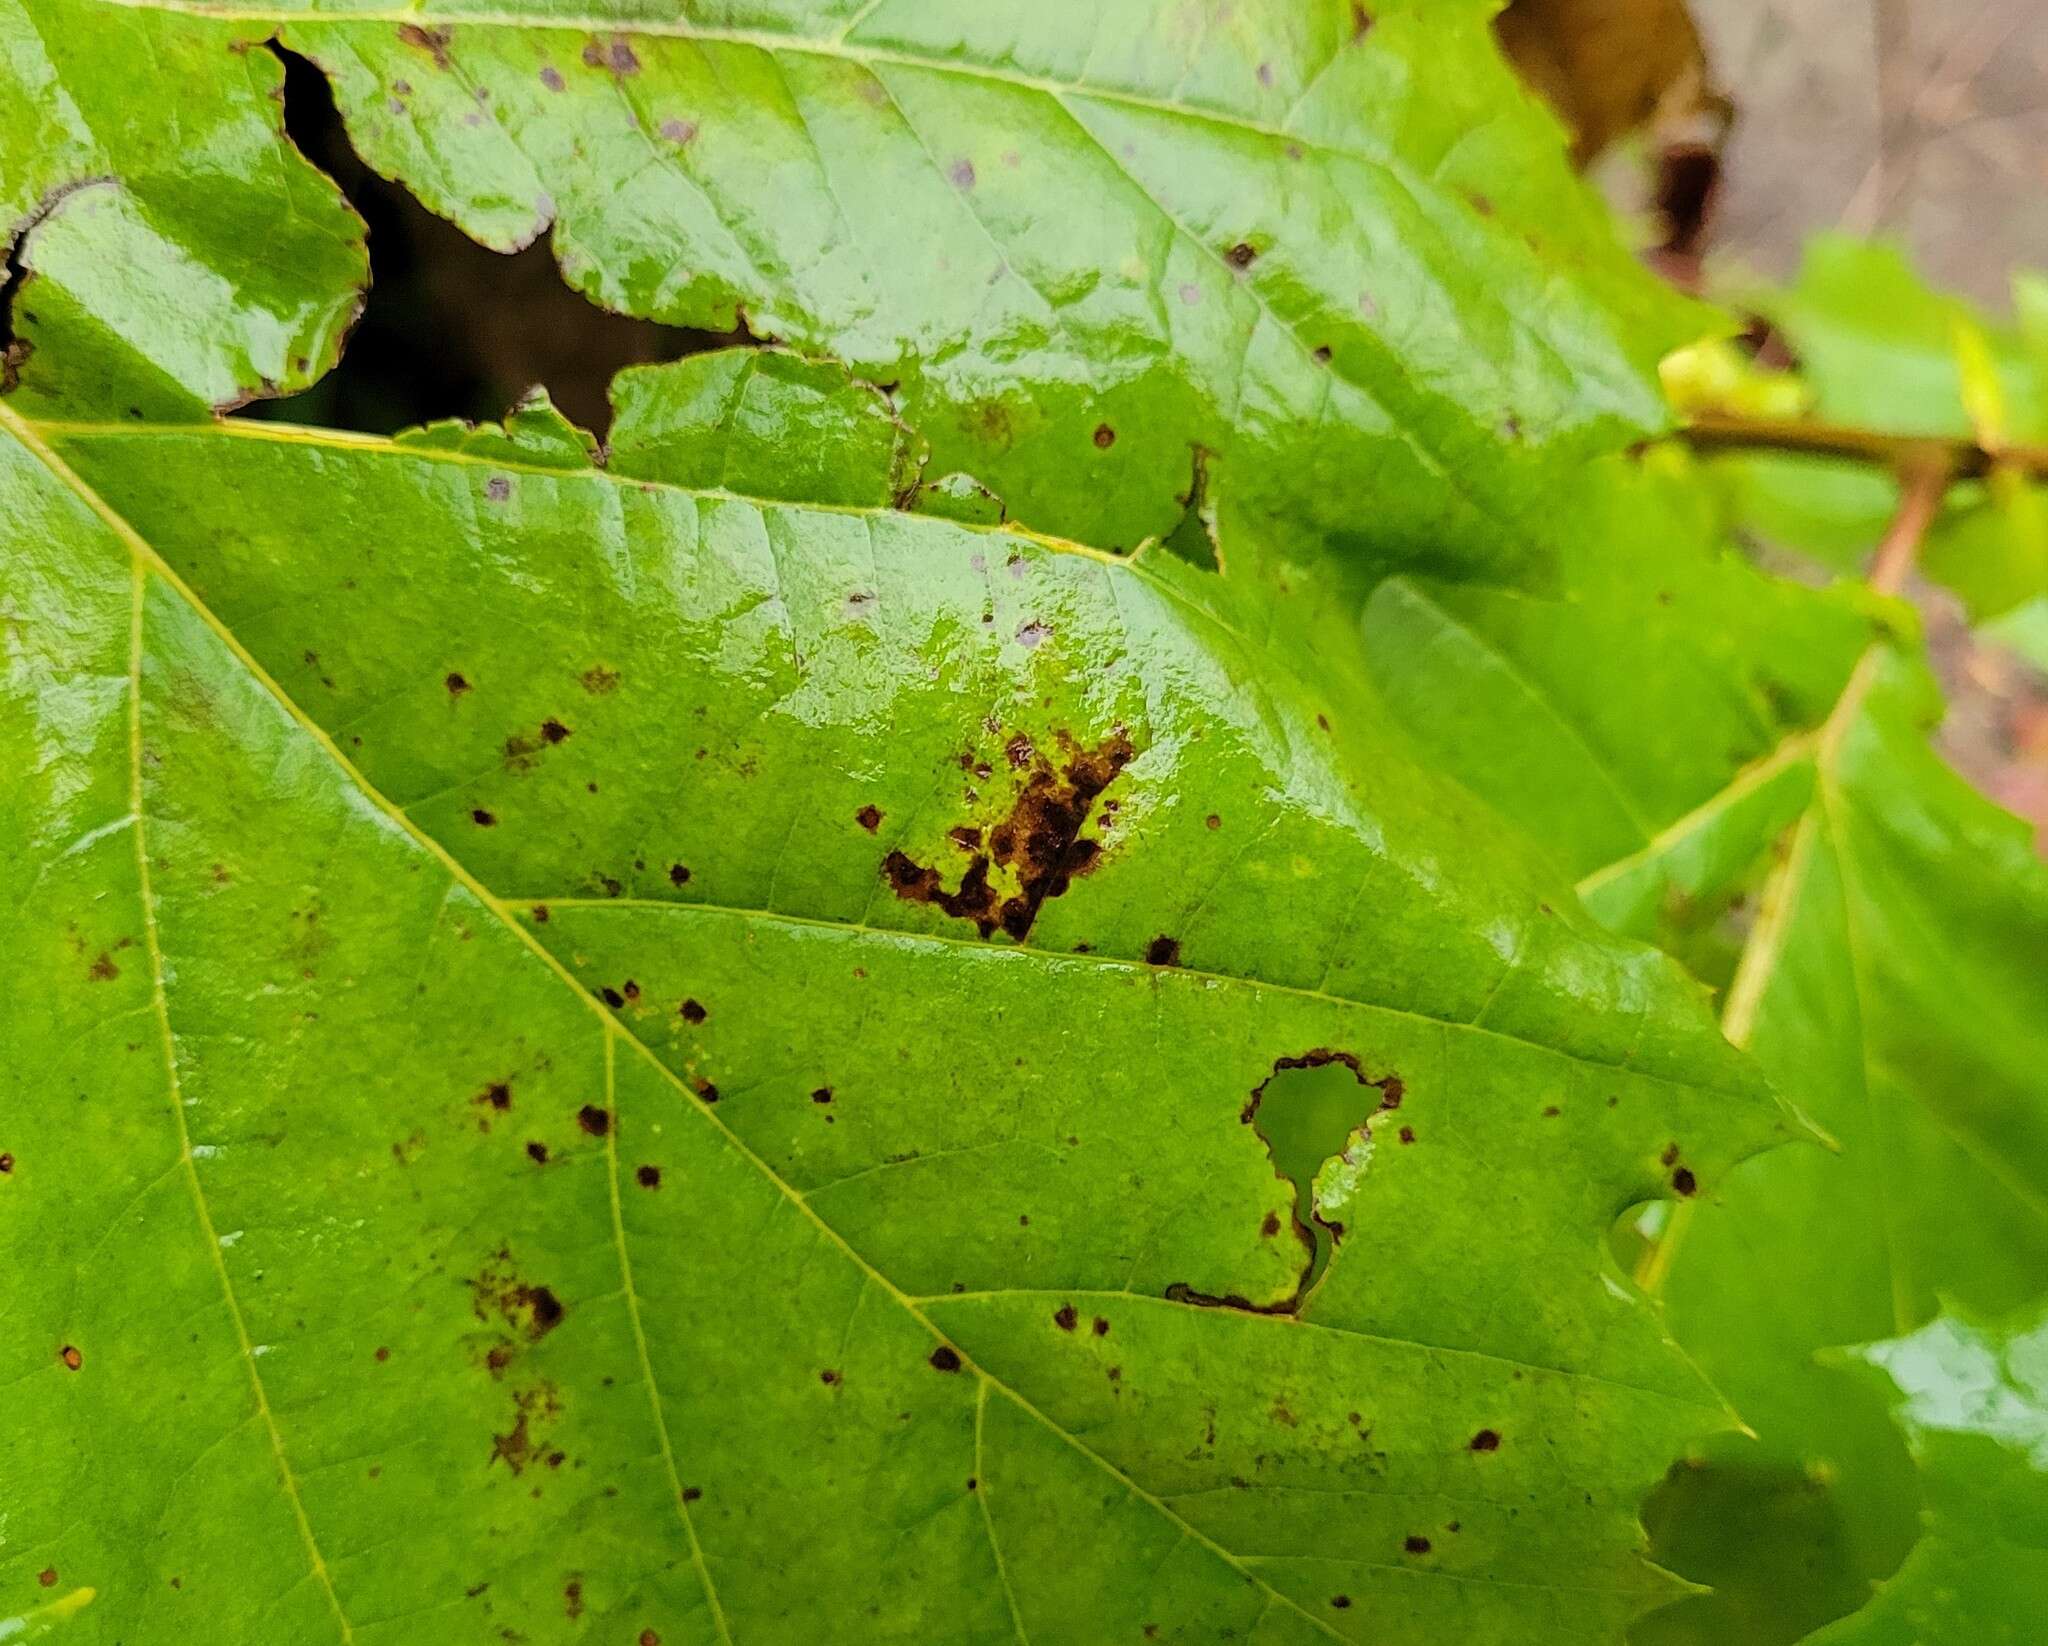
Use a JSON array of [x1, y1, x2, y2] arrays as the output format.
[[250, 45, 743, 436], [1244, 1058, 1383, 1294], [1157, 446, 1221, 572]]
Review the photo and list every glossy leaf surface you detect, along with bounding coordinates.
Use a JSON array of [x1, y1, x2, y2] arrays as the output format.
[[1808, 1301, 2048, 1646], [9, 0, 1705, 582], [0, 352, 1774, 1642]]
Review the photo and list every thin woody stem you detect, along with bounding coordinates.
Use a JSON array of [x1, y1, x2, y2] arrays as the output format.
[[1867, 456, 1952, 594], [1680, 412, 2048, 483]]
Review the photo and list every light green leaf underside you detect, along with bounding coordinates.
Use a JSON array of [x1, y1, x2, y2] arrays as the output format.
[[1806, 1300, 2048, 1646], [1, 361, 1771, 1644], [12, 0, 1707, 580]]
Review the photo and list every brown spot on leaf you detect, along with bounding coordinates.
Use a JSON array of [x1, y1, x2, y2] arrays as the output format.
[[577, 1105, 611, 1136], [1093, 424, 1116, 448], [60, 1345, 82, 1370], [661, 116, 697, 143], [1145, 936, 1181, 966], [446, 671, 471, 695], [396, 21, 453, 69], [948, 158, 976, 189], [928, 1346, 962, 1372], [1405, 1535, 1431, 1554], [819, 1368, 840, 1385], [1470, 1428, 1501, 1451], [489, 1381, 563, 1474], [811, 1087, 833, 1104], [1672, 1166, 1697, 1196], [855, 804, 883, 833], [579, 665, 621, 694], [1350, 3, 1374, 39], [471, 808, 497, 828], [539, 719, 571, 745], [88, 951, 119, 981], [1092, 1316, 1110, 1337], [635, 1165, 661, 1189], [526, 1141, 549, 1165], [0, 1153, 13, 1174], [1225, 241, 1258, 269], [539, 64, 565, 91], [679, 998, 707, 1024], [882, 730, 1133, 940], [1053, 1304, 1078, 1332]]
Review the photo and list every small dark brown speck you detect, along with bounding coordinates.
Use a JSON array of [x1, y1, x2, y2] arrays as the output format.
[[929, 1346, 962, 1372], [680, 998, 707, 1024], [635, 1165, 661, 1189], [577, 1105, 611, 1136]]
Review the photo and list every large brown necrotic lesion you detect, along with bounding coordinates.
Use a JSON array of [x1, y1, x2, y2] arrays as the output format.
[[881, 729, 1134, 940]]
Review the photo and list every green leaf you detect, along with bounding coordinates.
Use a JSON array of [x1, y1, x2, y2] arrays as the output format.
[[0, 0, 367, 416], [1804, 1300, 2048, 1645], [1360, 453, 1874, 902], [8, 0, 1706, 580], [1347, 438, 2048, 1642], [0, 356, 1779, 1641], [1632, 644, 2048, 1642]]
